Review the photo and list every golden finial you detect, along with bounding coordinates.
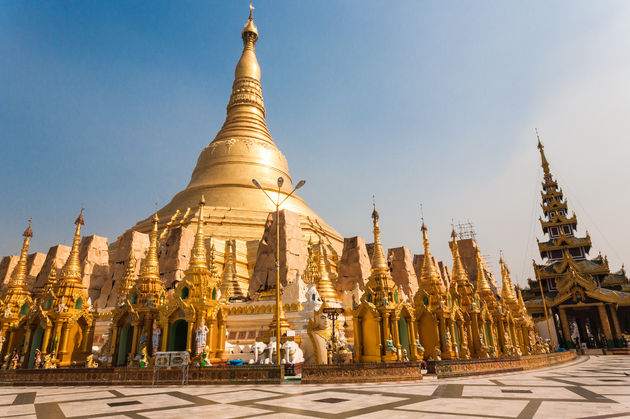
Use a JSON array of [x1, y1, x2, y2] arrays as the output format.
[[59, 208, 85, 282], [475, 250, 492, 293], [420, 222, 441, 284], [117, 253, 137, 305], [189, 195, 208, 269], [316, 242, 339, 302], [450, 226, 469, 286], [8, 220, 34, 289], [242, 2, 258, 39], [140, 209, 160, 280], [536, 128, 551, 178], [499, 254, 516, 301], [220, 240, 237, 299], [370, 201, 388, 271]]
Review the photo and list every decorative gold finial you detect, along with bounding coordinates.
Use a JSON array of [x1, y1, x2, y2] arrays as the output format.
[[536, 129, 551, 178], [8, 220, 33, 289], [370, 202, 388, 271], [59, 208, 85, 282], [140, 210, 160, 280], [499, 254, 516, 301], [475, 250, 492, 293], [420, 222, 441, 284], [450, 226, 469, 286], [316, 242, 339, 302], [189, 195, 208, 269]]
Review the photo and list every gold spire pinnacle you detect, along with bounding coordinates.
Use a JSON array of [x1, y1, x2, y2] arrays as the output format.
[[450, 227, 469, 285], [316, 243, 340, 302], [59, 208, 84, 283], [516, 285, 526, 310], [140, 210, 160, 280], [220, 240, 242, 299], [370, 205, 388, 271], [8, 220, 33, 289], [237, 4, 260, 80], [117, 254, 137, 306], [189, 195, 208, 270], [420, 222, 441, 285], [475, 250, 492, 294], [499, 253, 517, 302], [536, 129, 552, 180]]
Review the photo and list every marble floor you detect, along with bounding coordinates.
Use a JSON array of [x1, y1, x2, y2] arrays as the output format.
[[0, 355, 629, 419]]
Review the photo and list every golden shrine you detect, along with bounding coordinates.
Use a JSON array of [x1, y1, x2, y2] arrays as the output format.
[[0, 7, 558, 374], [353, 207, 418, 363], [522, 138, 630, 349]]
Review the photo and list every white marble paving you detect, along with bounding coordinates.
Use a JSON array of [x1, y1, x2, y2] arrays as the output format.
[[0, 403, 36, 417], [139, 404, 270, 418], [58, 393, 192, 416], [399, 398, 530, 417], [201, 389, 281, 403], [533, 400, 630, 418], [0, 394, 18, 405], [255, 390, 405, 414], [462, 385, 583, 399]]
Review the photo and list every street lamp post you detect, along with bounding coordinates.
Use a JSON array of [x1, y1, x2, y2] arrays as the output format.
[[252, 177, 305, 364]]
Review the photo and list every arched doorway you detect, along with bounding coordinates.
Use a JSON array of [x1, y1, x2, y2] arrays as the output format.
[[117, 323, 133, 366], [398, 317, 410, 356], [27, 327, 45, 369], [169, 320, 188, 351]]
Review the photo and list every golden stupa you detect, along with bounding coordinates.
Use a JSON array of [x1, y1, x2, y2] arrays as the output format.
[[127, 8, 342, 249]]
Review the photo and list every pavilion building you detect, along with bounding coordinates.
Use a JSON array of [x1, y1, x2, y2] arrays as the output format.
[[523, 139, 630, 348]]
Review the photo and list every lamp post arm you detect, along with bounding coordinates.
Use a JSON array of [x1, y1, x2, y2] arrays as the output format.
[[257, 187, 276, 206], [278, 186, 300, 207]]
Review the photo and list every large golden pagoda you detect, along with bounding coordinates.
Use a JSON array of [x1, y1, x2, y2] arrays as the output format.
[[126, 8, 342, 251]]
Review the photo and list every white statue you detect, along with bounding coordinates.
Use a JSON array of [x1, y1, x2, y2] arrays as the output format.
[[266, 338, 278, 364], [250, 341, 267, 364], [281, 340, 304, 364], [195, 322, 209, 354], [152, 323, 161, 354]]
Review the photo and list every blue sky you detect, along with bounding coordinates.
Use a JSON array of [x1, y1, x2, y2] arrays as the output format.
[[1, 1, 629, 285]]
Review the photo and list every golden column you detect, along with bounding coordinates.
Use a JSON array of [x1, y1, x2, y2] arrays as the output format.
[[252, 177, 305, 365]]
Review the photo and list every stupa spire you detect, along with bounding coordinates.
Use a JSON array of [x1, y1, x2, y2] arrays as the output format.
[[189, 195, 208, 270], [475, 250, 492, 294], [316, 243, 340, 302], [117, 254, 137, 306], [370, 204, 388, 271], [450, 227, 469, 286], [7, 220, 33, 289], [140, 211, 160, 281], [536, 129, 552, 180], [499, 253, 517, 303], [420, 223, 441, 285], [59, 209, 84, 283]]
